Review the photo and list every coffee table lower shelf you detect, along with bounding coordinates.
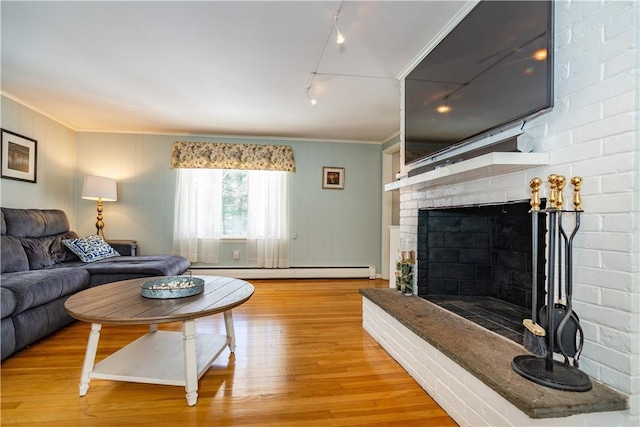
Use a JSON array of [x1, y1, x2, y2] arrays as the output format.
[[79, 312, 237, 406], [91, 330, 229, 386]]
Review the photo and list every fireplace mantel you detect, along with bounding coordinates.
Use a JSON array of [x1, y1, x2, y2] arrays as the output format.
[[385, 152, 549, 191]]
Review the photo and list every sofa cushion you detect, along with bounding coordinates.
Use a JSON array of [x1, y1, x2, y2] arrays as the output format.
[[0, 267, 90, 315], [1, 287, 17, 319], [62, 235, 120, 263], [18, 231, 79, 269], [1, 318, 16, 361], [1, 208, 70, 238], [1, 236, 29, 273], [12, 297, 75, 354], [82, 255, 191, 286]]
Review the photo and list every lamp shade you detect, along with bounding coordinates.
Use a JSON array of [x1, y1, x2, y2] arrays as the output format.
[[82, 175, 117, 201]]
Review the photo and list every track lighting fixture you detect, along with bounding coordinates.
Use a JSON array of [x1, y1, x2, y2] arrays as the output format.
[[333, 11, 345, 45], [306, 86, 317, 106], [305, 3, 348, 105], [436, 97, 451, 114]]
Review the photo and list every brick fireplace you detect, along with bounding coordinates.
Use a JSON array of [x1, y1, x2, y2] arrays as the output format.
[[367, 1, 638, 425]]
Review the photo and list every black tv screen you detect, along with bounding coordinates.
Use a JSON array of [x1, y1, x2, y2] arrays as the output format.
[[404, 0, 553, 166]]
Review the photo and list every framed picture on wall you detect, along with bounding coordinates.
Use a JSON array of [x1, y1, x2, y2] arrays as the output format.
[[1, 129, 37, 183], [322, 166, 344, 190]]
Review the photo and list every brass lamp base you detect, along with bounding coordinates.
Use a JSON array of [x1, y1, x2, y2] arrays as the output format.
[[95, 198, 105, 239]]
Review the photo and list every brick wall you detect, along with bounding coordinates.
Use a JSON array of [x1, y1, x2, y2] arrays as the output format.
[[382, 1, 639, 424]]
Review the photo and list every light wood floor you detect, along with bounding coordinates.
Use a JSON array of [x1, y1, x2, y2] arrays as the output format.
[[1, 279, 457, 426]]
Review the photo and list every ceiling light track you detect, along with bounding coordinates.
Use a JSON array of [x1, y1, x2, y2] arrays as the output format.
[[304, 3, 395, 107], [305, 2, 345, 106]]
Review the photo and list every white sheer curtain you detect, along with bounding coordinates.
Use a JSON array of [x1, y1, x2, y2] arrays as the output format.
[[246, 170, 289, 268], [172, 169, 223, 263], [173, 169, 290, 268]]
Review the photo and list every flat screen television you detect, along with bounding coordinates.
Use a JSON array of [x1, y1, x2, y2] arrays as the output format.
[[403, 0, 553, 169]]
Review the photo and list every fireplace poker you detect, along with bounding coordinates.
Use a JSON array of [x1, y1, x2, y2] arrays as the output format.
[[545, 203, 558, 372], [539, 175, 561, 367], [571, 176, 583, 211], [522, 177, 546, 356], [556, 175, 566, 306]]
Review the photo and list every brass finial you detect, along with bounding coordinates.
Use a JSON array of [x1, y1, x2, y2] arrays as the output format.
[[548, 174, 558, 208], [571, 176, 583, 210], [529, 177, 542, 211], [555, 175, 566, 210]]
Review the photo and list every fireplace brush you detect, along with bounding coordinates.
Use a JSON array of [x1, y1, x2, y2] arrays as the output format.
[[522, 177, 546, 356]]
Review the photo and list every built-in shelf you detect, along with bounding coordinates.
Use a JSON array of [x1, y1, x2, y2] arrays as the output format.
[[385, 152, 549, 191]]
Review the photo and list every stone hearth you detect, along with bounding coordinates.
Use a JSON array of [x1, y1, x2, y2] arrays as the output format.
[[361, 288, 628, 422]]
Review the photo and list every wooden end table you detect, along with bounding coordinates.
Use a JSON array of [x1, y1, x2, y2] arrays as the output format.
[[64, 275, 254, 406]]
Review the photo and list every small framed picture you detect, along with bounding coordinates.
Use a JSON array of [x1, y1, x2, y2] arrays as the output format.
[[1, 129, 37, 183], [322, 166, 345, 190]]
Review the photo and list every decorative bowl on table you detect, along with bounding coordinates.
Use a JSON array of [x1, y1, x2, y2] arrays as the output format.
[[140, 276, 205, 299]]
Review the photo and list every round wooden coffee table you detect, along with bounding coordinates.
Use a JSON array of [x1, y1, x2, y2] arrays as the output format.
[[65, 275, 254, 406]]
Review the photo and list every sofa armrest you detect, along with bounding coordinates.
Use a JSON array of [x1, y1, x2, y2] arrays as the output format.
[[106, 240, 138, 256]]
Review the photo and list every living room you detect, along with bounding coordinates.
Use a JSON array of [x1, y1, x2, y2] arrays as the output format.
[[2, 1, 639, 426]]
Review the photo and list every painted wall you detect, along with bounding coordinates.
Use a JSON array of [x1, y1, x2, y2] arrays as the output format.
[[0, 95, 77, 224], [0, 95, 384, 271], [75, 133, 383, 270]]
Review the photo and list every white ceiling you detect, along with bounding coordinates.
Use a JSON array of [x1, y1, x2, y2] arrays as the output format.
[[1, 1, 470, 142]]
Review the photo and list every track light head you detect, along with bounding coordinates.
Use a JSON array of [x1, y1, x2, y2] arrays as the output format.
[[333, 11, 345, 45], [437, 96, 451, 114], [306, 86, 317, 106]]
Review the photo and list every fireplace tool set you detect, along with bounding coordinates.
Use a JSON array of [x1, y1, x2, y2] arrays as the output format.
[[512, 175, 592, 392]]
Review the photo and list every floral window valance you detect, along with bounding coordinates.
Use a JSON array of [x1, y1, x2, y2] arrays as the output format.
[[170, 141, 296, 172]]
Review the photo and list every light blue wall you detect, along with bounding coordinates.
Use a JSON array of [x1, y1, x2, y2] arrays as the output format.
[[0, 95, 78, 224], [289, 139, 382, 267], [382, 133, 400, 151], [0, 95, 385, 272], [76, 133, 384, 271]]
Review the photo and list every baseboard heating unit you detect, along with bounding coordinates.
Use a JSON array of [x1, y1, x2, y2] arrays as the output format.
[[189, 266, 376, 280]]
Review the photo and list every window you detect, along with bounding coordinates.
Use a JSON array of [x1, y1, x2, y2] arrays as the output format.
[[173, 168, 289, 268], [221, 170, 248, 236]]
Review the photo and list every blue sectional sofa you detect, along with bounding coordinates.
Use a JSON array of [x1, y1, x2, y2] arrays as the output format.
[[0, 207, 190, 361]]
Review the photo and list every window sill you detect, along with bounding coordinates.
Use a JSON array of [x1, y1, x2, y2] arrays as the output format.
[[220, 237, 247, 243]]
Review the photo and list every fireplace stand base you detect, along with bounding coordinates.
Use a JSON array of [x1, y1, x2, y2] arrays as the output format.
[[512, 355, 592, 392]]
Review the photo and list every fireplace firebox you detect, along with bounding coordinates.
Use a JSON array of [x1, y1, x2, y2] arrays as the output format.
[[416, 201, 547, 343]]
